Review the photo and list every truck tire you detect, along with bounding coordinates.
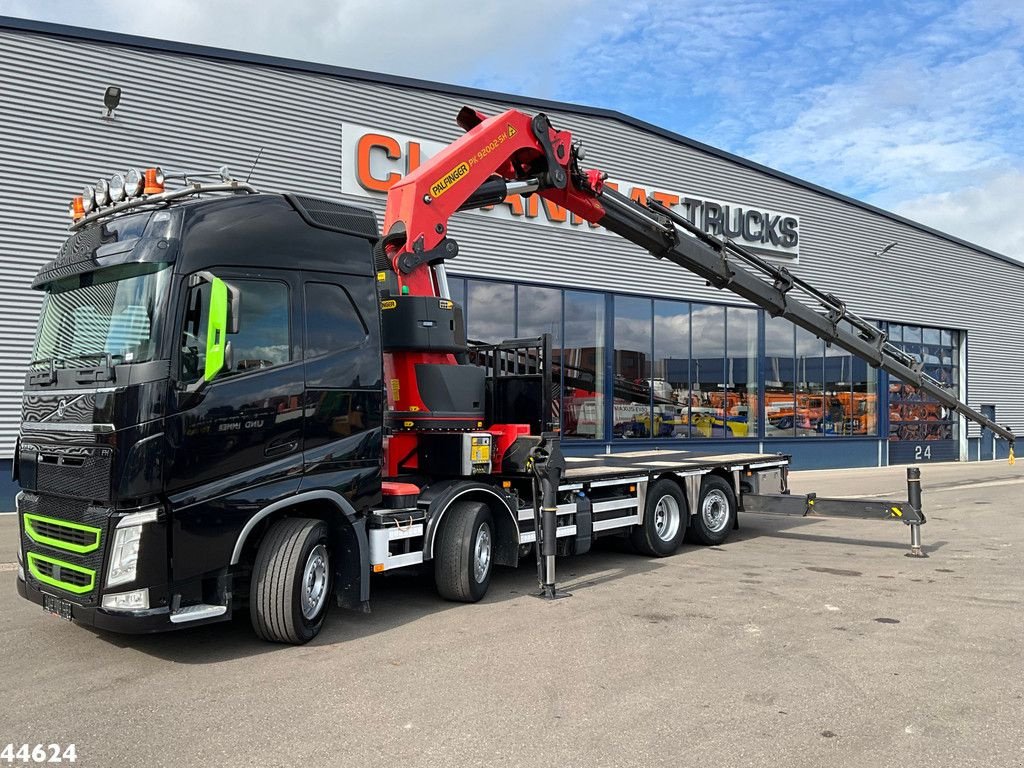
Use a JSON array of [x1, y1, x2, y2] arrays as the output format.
[[250, 518, 332, 644], [630, 478, 686, 556], [687, 475, 736, 546], [434, 501, 494, 602]]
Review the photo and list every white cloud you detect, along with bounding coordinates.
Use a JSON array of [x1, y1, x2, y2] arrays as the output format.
[[0, 0, 597, 83], [894, 170, 1024, 260]]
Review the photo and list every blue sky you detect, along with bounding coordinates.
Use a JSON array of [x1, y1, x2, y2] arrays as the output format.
[[3, 0, 1022, 258]]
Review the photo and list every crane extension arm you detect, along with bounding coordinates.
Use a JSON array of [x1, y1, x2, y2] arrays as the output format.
[[379, 106, 1015, 449]]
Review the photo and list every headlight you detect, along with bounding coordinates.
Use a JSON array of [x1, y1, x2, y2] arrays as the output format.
[[124, 167, 143, 198], [109, 172, 126, 202], [94, 178, 111, 206], [107, 525, 142, 587], [106, 508, 158, 587], [102, 588, 150, 612]]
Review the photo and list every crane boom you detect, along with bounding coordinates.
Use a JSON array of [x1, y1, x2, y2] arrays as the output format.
[[379, 105, 1014, 458], [593, 185, 1016, 445]]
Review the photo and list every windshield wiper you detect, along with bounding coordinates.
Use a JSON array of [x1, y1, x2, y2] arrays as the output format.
[[27, 358, 58, 386], [68, 353, 123, 384]]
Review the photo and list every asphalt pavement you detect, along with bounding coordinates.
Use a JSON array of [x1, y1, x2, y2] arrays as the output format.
[[1, 460, 1022, 768]]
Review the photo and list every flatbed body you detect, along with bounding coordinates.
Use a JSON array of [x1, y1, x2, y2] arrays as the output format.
[[560, 449, 788, 482]]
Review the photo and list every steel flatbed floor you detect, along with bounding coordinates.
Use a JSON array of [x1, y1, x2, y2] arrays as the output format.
[[561, 449, 789, 482]]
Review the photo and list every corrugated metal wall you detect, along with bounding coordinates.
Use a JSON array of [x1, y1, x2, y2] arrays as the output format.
[[1, 22, 1022, 459]]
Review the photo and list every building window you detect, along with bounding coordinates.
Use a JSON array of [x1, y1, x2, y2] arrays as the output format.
[[653, 300, 691, 438], [690, 304, 726, 437], [765, 317, 878, 438], [562, 290, 605, 439], [517, 285, 561, 345], [726, 307, 758, 439], [613, 296, 653, 438], [765, 315, 795, 437], [466, 279, 514, 343]]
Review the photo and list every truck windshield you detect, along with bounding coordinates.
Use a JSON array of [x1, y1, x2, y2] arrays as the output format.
[[31, 262, 172, 369]]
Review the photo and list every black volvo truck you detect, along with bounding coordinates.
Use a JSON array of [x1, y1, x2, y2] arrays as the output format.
[[18, 116, 959, 643], [14, 174, 809, 643]]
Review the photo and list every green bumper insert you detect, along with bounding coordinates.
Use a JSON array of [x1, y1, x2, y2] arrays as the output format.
[[26, 552, 96, 595], [23, 513, 101, 554]]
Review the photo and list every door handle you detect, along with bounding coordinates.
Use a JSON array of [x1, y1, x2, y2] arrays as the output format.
[[264, 440, 298, 457]]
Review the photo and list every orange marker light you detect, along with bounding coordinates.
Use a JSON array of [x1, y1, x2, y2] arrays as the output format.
[[68, 196, 85, 220], [143, 167, 165, 194]]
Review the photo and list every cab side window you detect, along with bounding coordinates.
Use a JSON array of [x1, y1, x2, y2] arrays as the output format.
[[304, 282, 368, 358], [303, 278, 380, 390], [180, 278, 291, 382]]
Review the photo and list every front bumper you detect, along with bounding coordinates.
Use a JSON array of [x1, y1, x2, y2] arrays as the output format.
[[16, 575, 230, 634]]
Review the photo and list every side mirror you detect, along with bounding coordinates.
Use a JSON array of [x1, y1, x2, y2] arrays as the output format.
[[203, 276, 229, 382], [181, 272, 239, 398]]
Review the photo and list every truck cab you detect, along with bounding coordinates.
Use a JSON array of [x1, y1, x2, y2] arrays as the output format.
[[16, 185, 384, 638]]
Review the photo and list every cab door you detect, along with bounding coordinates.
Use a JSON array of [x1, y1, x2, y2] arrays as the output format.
[[298, 272, 383, 498], [165, 267, 304, 580]]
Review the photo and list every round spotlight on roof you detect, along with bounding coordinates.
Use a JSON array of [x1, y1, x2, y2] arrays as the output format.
[[94, 178, 111, 207], [124, 167, 143, 198], [109, 172, 126, 203], [81, 186, 96, 214]]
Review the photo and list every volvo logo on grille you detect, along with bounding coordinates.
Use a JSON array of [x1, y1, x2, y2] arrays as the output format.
[[56, 399, 67, 418]]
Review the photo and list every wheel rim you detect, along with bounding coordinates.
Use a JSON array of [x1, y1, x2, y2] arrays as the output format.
[[702, 489, 730, 534], [652, 494, 681, 542], [300, 543, 329, 620], [473, 523, 492, 583]]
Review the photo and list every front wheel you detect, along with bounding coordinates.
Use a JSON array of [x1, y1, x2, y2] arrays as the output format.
[[686, 475, 736, 546], [434, 501, 494, 602], [631, 478, 687, 556], [250, 518, 332, 644]]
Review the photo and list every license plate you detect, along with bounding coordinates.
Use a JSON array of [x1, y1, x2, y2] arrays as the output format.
[[43, 594, 73, 621]]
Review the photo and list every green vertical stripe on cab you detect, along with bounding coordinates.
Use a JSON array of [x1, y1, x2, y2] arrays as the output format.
[[204, 276, 228, 381]]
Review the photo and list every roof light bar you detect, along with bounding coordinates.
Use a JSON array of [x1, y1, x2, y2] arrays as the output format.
[[67, 164, 257, 227]]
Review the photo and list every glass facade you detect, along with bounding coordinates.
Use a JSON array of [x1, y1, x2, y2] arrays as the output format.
[[449, 275, 954, 451]]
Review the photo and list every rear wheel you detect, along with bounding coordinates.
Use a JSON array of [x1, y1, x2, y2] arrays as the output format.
[[687, 475, 736, 545], [631, 479, 686, 556], [250, 518, 332, 644], [434, 501, 494, 602]]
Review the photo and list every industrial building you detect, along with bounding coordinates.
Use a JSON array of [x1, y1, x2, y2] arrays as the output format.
[[0, 16, 1020, 508]]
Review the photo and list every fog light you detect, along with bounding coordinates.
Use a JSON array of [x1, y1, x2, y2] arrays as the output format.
[[102, 588, 149, 612], [17, 563, 25, 581]]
